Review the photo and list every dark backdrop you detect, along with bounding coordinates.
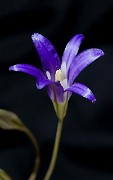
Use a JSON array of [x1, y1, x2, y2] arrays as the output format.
[[0, 0, 113, 179]]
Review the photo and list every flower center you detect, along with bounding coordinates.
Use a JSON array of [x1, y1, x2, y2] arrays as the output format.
[[55, 62, 68, 90], [46, 62, 68, 90]]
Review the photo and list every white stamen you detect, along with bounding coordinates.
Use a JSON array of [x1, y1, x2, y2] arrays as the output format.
[[46, 71, 51, 80], [55, 69, 62, 82]]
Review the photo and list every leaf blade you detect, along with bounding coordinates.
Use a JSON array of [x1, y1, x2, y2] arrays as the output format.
[[0, 109, 24, 130], [0, 169, 12, 180]]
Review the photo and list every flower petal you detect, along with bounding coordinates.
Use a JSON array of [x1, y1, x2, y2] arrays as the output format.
[[65, 83, 96, 102], [31, 33, 60, 80], [62, 34, 84, 73], [54, 83, 65, 103], [69, 48, 104, 85], [9, 64, 52, 89], [47, 83, 65, 103]]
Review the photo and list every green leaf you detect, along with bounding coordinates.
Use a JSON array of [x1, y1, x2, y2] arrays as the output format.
[[0, 109, 40, 179], [0, 169, 12, 180], [0, 109, 24, 130]]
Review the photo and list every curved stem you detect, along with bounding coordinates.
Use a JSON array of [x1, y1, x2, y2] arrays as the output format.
[[21, 127, 40, 180], [44, 119, 63, 180]]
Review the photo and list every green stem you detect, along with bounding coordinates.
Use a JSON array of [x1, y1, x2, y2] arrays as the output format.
[[21, 127, 40, 180], [44, 119, 63, 180]]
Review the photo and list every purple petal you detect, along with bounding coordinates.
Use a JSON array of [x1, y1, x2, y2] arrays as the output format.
[[9, 64, 52, 89], [69, 48, 104, 85], [54, 83, 65, 103], [31, 33, 61, 80], [62, 34, 84, 73], [46, 83, 65, 103], [65, 83, 96, 102]]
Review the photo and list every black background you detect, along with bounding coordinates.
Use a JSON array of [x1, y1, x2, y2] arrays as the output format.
[[0, 0, 113, 179]]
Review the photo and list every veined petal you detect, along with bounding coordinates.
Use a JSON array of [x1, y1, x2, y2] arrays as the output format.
[[9, 64, 52, 89], [46, 82, 65, 103], [65, 83, 96, 102], [31, 33, 60, 80], [54, 83, 65, 103], [69, 48, 104, 85], [62, 34, 84, 73]]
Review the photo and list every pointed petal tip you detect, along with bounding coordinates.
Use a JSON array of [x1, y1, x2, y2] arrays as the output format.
[[36, 82, 44, 89], [9, 66, 12, 71], [94, 48, 104, 57], [91, 97, 96, 103], [9, 64, 27, 72], [83, 93, 96, 103], [9, 65, 16, 71], [84, 91, 96, 103], [76, 34, 84, 43], [31, 33, 38, 41], [74, 33, 84, 38], [31, 33, 43, 42], [77, 34, 84, 39], [72, 34, 84, 43], [101, 50, 104, 56]]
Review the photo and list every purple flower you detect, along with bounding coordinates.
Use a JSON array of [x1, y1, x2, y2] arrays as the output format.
[[9, 33, 104, 120]]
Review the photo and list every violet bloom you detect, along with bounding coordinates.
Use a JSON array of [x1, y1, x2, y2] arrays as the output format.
[[9, 33, 104, 120]]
